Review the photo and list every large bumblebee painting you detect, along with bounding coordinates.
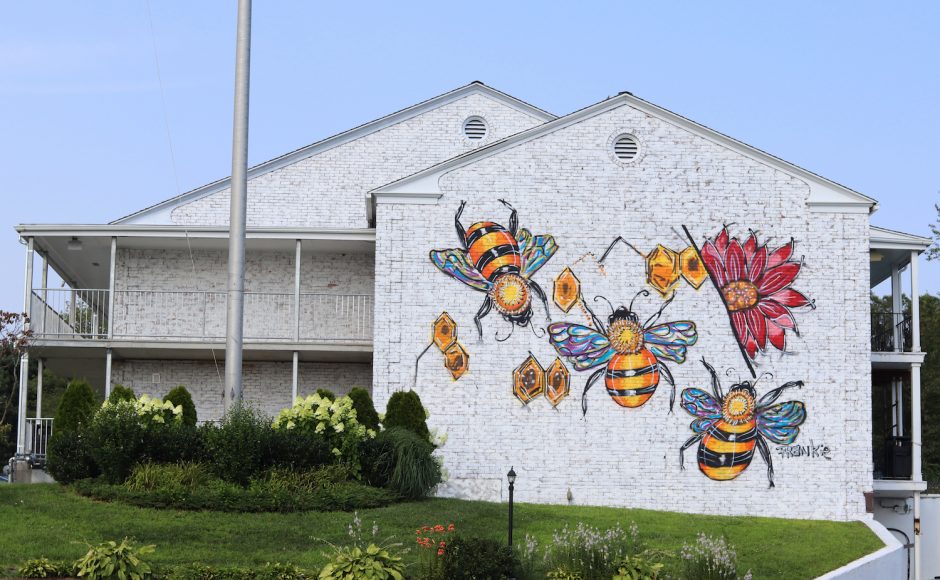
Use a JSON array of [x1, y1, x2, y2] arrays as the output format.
[[548, 290, 697, 415], [430, 200, 557, 340], [680, 359, 807, 487]]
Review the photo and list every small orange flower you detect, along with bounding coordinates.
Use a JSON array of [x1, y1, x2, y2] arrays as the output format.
[[434, 524, 445, 532], [447, 524, 455, 532]]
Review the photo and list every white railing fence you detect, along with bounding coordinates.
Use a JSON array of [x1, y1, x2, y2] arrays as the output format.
[[31, 288, 373, 342], [24, 418, 53, 458]]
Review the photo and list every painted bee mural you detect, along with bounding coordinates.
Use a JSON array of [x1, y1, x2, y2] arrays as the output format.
[[430, 200, 557, 340], [679, 359, 807, 487], [548, 290, 697, 415]]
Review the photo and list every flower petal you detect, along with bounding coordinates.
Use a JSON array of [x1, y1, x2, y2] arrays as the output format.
[[773, 311, 796, 330], [743, 233, 757, 261], [758, 262, 801, 295], [701, 242, 728, 287], [726, 240, 746, 282], [767, 239, 794, 269], [731, 311, 748, 344], [747, 245, 767, 283], [745, 308, 767, 350], [767, 320, 786, 351], [757, 299, 790, 320], [769, 288, 811, 308], [715, 227, 730, 255], [744, 333, 759, 359]]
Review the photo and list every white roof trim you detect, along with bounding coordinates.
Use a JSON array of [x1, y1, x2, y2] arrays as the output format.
[[113, 82, 555, 225], [870, 225, 931, 251], [368, 92, 879, 222], [16, 224, 375, 242]]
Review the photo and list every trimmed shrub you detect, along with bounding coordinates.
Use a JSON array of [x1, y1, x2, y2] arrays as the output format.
[[87, 401, 148, 484], [439, 536, 517, 580], [268, 427, 331, 471], [347, 387, 380, 431], [108, 384, 137, 404], [383, 390, 429, 440], [165, 385, 198, 427], [46, 430, 98, 483], [373, 427, 441, 499], [202, 404, 272, 485], [315, 388, 336, 401], [359, 434, 395, 489], [53, 378, 98, 433]]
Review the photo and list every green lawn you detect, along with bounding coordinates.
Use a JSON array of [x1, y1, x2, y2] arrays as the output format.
[[0, 485, 881, 578]]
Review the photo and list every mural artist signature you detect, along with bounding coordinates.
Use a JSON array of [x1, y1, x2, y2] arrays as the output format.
[[775, 439, 831, 461]]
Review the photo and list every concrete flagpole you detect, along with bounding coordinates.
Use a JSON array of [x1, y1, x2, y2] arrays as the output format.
[[224, 0, 251, 411]]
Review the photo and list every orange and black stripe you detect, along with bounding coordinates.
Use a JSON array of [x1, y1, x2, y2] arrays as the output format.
[[697, 419, 757, 481], [465, 221, 521, 281], [605, 350, 660, 408]]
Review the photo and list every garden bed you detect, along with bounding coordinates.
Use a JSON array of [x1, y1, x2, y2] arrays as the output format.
[[0, 485, 883, 578]]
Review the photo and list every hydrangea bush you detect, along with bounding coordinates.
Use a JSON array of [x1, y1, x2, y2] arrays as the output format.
[[100, 394, 183, 426], [272, 394, 374, 468]]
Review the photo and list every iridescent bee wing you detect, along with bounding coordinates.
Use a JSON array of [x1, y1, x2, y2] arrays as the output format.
[[548, 322, 614, 371], [644, 321, 697, 364], [757, 400, 807, 445], [429, 249, 493, 292], [518, 229, 558, 279], [680, 388, 721, 433]]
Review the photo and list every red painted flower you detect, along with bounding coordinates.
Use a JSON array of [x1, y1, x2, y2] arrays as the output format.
[[700, 227, 814, 359]]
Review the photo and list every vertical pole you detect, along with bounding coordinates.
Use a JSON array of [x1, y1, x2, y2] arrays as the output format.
[[914, 491, 922, 580], [108, 237, 116, 339], [508, 477, 514, 547], [105, 348, 113, 398], [36, 359, 44, 419], [910, 252, 920, 352], [891, 263, 902, 351], [291, 351, 299, 402], [294, 239, 301, 342], [223, 0, 252, 411], [16, 237, 34, 456], [40, 254, 48, 336]]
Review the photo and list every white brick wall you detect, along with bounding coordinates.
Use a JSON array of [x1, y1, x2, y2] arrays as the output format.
[[112, 359, 372, 420], [169, 93, 545, 228], [372, 102, 871, 521]]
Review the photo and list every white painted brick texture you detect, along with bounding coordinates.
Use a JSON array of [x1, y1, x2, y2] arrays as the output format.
[[373, 103, 871, 521]]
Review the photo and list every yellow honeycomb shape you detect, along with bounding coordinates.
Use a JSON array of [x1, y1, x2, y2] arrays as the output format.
[[553, 267, 581, 313], [545, 358, 570, 407], [513, 355, 545, 405], [679, 246, 708, 289], [443, 342, 469, 380], [646, 245, 680, 296], [432, 312, 457, 352]]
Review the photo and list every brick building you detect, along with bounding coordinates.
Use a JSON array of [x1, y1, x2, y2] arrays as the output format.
[[13, 82, 930, 573]]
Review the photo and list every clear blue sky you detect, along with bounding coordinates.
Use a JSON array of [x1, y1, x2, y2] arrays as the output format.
[[1, 1, 938, 312]]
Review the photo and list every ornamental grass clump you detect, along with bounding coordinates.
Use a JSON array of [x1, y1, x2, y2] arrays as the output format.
[[680, 533, 751, 580]]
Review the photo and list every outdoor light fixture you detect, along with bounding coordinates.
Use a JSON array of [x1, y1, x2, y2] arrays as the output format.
[[507, 467, 516, 547], [67, 237, 83, 251]]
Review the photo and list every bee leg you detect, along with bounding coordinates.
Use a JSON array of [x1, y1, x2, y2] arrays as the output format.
[[498, 198, 518, 236], [756, 380, 804, 407], [528, 280, 551, 321], [702, 358, 724, 401], [679, 433, 703, 470], [474, 296, 492, 342], [581, 368, 605, 418], [756, 436, 776, 488], [658, 362, 675, 414], [455, 200, 468, 249]]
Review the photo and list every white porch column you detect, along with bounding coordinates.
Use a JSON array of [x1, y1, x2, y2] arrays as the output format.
[[912, 363, 922, 482], [16, 237, 34, 456], [294, 239, 301, 342], [910, 251, 921, 352], [292, 351, 299, 401], [105, 348, 113, 398], [40, 254, 48, 336], [891, 262, 902, 351], [36, 358, 43, 419], [107, 237, 116, 339]]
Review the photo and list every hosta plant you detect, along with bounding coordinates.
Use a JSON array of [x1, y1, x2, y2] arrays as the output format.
[[18, 558, 71, 578], [317, 544, 405, 580], [75, 537, 155, 579]]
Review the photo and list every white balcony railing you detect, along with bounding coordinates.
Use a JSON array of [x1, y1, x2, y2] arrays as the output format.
[[30, 288, 373, 343], [25, 418, 53, 459]]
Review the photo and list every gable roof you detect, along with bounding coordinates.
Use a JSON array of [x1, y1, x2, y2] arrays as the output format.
[[369, 91, 879, 223], [870, 225, 931, 251], [114, 82, 555, 225]]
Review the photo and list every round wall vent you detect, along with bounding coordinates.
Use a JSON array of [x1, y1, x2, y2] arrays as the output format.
[[613, 134, 639, 161], [463, 117, 487, 140]]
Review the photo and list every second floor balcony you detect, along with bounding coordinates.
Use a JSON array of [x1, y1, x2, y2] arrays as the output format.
[[871, 311, 913, 353], [30, 287, 373, 344]]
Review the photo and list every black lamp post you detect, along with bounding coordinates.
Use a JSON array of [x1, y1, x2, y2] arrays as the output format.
[[507, 467, 516, 547]]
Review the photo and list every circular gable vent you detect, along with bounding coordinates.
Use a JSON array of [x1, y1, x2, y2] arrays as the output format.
[[613, 134, 639, 161], [463, 117, 487, 140]]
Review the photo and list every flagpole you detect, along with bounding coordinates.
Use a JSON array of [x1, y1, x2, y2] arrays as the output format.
[[224, 0, 251, 410]]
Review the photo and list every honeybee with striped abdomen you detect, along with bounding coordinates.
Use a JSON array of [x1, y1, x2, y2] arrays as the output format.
[[679, 359, 806, 487], [548, 289, 697, 415], [430, 200, 557, 340]]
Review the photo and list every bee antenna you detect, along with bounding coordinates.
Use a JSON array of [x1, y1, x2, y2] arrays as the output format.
[[593, 295, 616, 316], [753, 371, 774, 388], [725, 367, 740, 383], [629, 289, 650, 312], [530, 324, 545, 339], [495, 324, 514, 343]]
